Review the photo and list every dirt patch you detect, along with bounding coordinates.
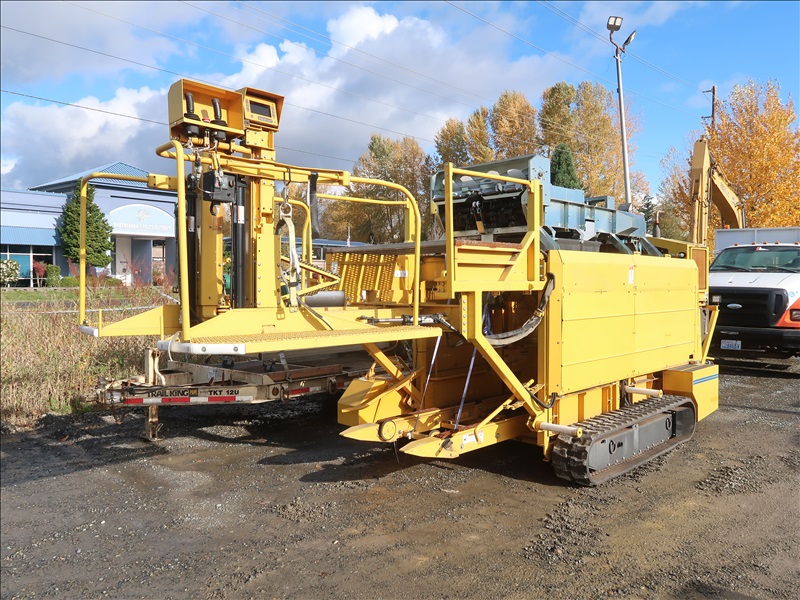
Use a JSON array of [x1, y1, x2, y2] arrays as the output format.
[[2, 356, 798, 599]]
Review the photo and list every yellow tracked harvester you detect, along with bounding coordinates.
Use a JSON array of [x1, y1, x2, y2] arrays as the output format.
[[78, 80, 718, 484]]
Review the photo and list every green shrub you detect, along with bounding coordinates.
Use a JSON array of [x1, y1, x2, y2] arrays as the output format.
[[100, 277, 123, 287], [45, 264, 62, 287], [61, 276, 79, 287]]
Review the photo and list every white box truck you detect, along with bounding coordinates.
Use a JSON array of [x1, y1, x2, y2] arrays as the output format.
[[709, 227, 800, 357]]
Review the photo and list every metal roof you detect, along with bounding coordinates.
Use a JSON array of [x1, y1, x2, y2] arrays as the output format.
[[1, 226, 58, 246], [31, 162, 150, 190]]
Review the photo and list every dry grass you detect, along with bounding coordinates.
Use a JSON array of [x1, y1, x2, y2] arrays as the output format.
[[1, 286, 174, 425]]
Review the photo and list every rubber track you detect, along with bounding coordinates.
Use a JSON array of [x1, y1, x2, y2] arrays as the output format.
[[551, 394, 695, 486]]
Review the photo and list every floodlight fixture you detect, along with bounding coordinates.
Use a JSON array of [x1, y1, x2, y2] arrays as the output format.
[[607, 16, 622, 32], [623, 30, 637, 49]]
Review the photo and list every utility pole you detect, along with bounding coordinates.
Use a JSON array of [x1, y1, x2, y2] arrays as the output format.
[[704, 85, 717, 130], [607, 16, 636, 209]]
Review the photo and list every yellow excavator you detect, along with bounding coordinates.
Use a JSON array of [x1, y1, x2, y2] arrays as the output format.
[[79, 79, 720, 485]]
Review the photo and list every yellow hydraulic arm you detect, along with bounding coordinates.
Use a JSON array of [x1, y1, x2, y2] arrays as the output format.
[[689, 138, 745, 245]]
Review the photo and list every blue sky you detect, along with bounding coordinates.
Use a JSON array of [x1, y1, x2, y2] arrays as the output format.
[[1, 1, 798, 204]]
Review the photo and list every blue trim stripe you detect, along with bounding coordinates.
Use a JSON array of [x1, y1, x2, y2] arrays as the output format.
[[694, 374, 719, 385]]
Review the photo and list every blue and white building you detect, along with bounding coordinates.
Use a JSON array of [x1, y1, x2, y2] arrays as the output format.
[[1, 162, 177, 286]]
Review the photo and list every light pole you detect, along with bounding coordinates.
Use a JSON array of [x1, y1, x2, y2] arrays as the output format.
[[607, 16, 636, 209]]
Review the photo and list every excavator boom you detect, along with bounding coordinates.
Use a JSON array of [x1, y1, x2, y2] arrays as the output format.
[[690, 138, 746, 245]]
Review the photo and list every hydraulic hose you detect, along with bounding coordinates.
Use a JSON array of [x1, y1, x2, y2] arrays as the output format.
[[485, 273, 555, 347]]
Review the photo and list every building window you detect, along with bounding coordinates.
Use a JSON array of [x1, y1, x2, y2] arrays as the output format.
[[1, 244, 55, 287]]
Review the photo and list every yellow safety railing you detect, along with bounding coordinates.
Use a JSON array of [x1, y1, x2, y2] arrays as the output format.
[[78, 172, 150, 326], [318, 175, 422, 325], [441, 164, 541, 297], [78, 144, 424, 341]]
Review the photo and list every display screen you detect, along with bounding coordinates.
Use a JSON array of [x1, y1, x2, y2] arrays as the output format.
[[249, 101, 273, 118]]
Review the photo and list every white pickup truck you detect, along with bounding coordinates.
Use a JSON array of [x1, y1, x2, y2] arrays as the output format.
[[709, 228, 800, 357]]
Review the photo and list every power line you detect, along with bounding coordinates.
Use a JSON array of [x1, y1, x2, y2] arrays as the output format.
[[4, 4, 667, 173], [444, 1, 608, 83], [219, 0, 493, 104], [207, 2, 644, 154], [185, 5, 660, 159], [0, 89, 165, 125], [0, 89, 360, 165], [50, 4, 637, 158], [181, 1, 478, 111], [63, 1, 447, 127], [0, 25, 435, 146], [536, 1, 608, 44], [1, 85, 640, 174]]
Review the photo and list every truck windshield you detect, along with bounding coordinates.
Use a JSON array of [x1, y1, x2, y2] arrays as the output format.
[[711, 246, 800, 273]]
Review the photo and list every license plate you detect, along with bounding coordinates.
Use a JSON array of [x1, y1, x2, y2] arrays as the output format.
[[720, 339, 742, 350]]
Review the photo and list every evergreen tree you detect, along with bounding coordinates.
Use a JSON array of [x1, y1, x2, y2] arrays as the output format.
[[550, 144, 582, 189], [640, 194, 657, 235], [58, 183, 114, 268]]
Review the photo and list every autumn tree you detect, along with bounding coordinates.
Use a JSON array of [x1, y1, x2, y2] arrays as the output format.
[[465, 106, 494, 164], [656, 145, 693, 240], [573, 82, 617, 198], [433, 118, 469, 168], [490, 90, 539, 159], [706, 80, 799, 228], [321, 134, 433, 243], [550, 143, 581, 189], [460, 91, 540, 164], [658, 80, 799, 243], [538, 82, 576, 157], [569, 82, 646, 205]]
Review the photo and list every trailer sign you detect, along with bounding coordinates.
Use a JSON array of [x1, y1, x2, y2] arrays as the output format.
[[145, 388, 199, 398], [124, 387, 254, 405]]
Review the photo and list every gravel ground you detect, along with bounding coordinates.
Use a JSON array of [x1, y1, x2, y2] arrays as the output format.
[[1, 356, 798, 600]]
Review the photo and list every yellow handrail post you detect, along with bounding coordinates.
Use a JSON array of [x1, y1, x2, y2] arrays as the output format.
[[444, 163, 455, 298], [163, 142, 191, 342], [78, 180, 88, 324]]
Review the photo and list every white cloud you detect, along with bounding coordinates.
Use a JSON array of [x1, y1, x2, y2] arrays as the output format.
[[219, 43, 282, 90], [1, 87, 167, 187], [326, 6, 399, 55], [1, 158, 17, 176]]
